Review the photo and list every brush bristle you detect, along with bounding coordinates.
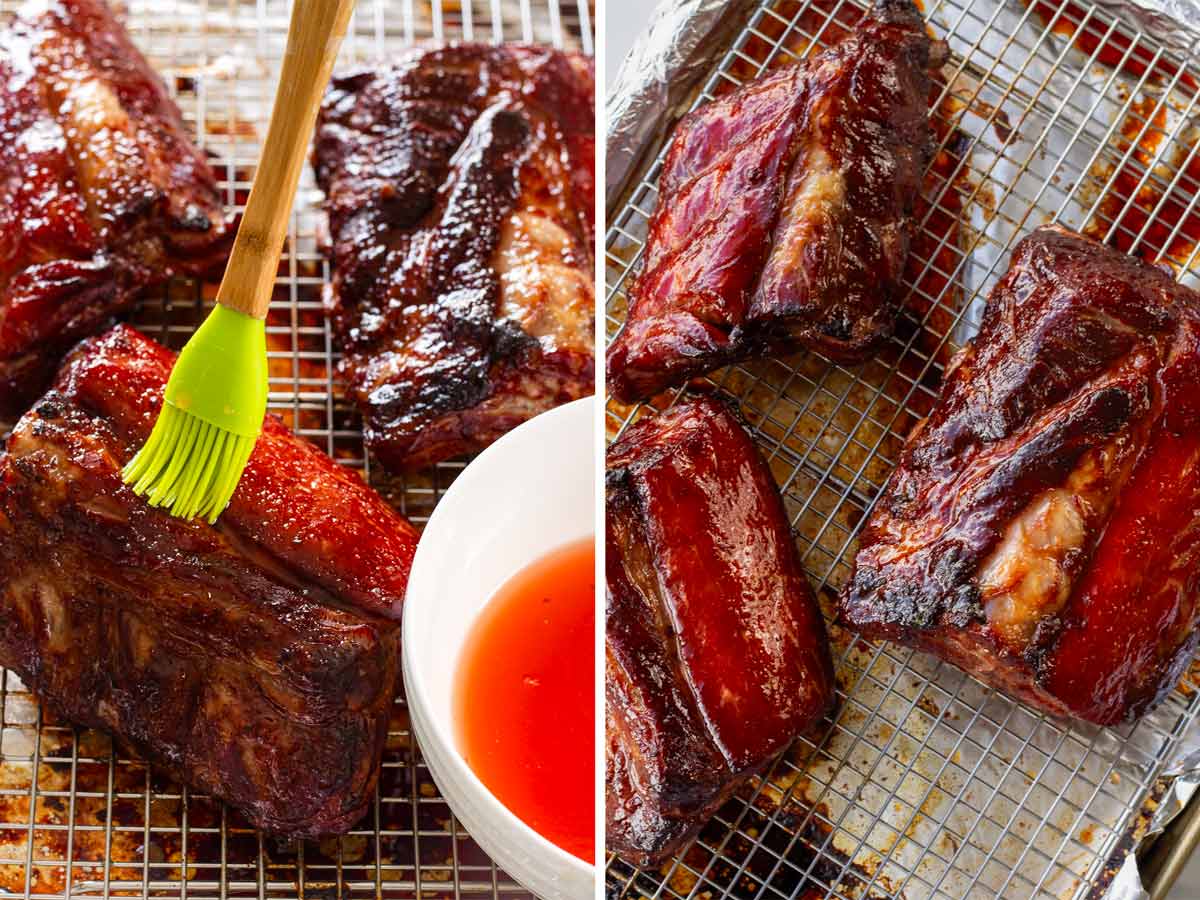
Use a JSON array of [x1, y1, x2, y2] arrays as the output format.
[[122, 403, 256, 524]]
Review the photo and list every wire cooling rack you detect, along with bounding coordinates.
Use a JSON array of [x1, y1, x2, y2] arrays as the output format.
[[0, 0, 592, 897], [605, 0, 1200, 898]]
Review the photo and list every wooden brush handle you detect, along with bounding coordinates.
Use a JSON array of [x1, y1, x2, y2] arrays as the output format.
[[216, 0, 356, 319]]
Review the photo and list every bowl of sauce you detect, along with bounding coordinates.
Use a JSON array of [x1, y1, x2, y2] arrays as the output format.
[[455, 538, 594, 862], [402, 397, 595, 900]]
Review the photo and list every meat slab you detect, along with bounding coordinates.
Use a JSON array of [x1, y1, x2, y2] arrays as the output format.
[[606, 396, 835, 865], [0, 0, 234, 420], [0, 326, 418, 836], [841, 226, 1200, 726], [607, 0, 947, 403], [314, 44, 595, 471]]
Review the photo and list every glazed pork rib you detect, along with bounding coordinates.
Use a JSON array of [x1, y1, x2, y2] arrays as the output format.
[[841, 226, 1200, 726], [0, 0, 234, 419], [607, 0, 947, 403], [0, 326, 419, 836], [314, 44, 595, 472], [606, 397, 835, 865]]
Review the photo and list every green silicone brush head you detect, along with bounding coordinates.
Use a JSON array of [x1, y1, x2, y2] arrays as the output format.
[[122, 304, 268, 524]]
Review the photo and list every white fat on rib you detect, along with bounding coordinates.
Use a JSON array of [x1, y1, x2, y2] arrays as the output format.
[[495, 209, 593, 352], [52, 71, 144, 229], [769, 145, 845, 283], [978, 442, 1119, 651]]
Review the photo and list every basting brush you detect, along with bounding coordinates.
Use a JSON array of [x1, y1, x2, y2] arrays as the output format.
[[123, 0, 356, 523]]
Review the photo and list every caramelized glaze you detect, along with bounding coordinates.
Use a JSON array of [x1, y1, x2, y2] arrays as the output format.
[[314, 45, 595, 470]]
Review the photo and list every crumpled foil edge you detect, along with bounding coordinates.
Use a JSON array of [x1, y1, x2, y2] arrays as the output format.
[[1107, 735, 1200, 898], [1092, 0, 1200, 56]]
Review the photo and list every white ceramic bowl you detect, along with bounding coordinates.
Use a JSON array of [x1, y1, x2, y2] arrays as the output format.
[[402, 397, 595, 900]]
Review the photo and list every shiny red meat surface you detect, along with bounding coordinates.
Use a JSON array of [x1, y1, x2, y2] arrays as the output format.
[[607, 0, 946, 403], [0, 0, 233, 419], [314, 44, 595, 471], [841, 225, 1200, 726], [606, 396, 835, 865], [0, 325, 419, 836]]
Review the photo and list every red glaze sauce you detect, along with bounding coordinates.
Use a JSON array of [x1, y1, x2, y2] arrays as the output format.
[[454, 539, 595, 862]]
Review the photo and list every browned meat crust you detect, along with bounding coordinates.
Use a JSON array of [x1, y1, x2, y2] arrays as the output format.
[[841, 226, 1200, 726], [607, 0, 946, 403], [606, 397, 835, 865], [0, 0, 234, 419], [314, 44, 595, 471], [0, 325, 419, 837]]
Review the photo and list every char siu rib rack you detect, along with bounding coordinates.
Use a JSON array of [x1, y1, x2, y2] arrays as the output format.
[[0, 326, 419, 837], [314, 44, 596, 471], [0, 0, 234, 419], [607, 0, 947, 403], [841, 225, 1200, 726], [606, 396, 835, 865]]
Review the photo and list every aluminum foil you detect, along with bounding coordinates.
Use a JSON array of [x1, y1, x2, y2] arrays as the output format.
[[1093, 0, 1200, 54], [606, 0, 755, 207], [606, 0, 1200, 207]]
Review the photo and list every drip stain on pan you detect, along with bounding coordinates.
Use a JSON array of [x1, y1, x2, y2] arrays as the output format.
[[1082, 100, 1200, 270], [1021, 0, 1200, 270], [1025, 0, 1198, 89], [0, 698, 500, 895], [606, 792, 895, 900]]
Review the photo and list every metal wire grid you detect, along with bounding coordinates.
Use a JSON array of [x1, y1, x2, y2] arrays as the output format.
[[0, 0, 592, 896], [604, 0, 1200, 898]]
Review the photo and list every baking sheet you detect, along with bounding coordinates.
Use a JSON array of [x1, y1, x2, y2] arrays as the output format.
[[0, 0, 593, 896], [604, 0, 1200, 897]]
